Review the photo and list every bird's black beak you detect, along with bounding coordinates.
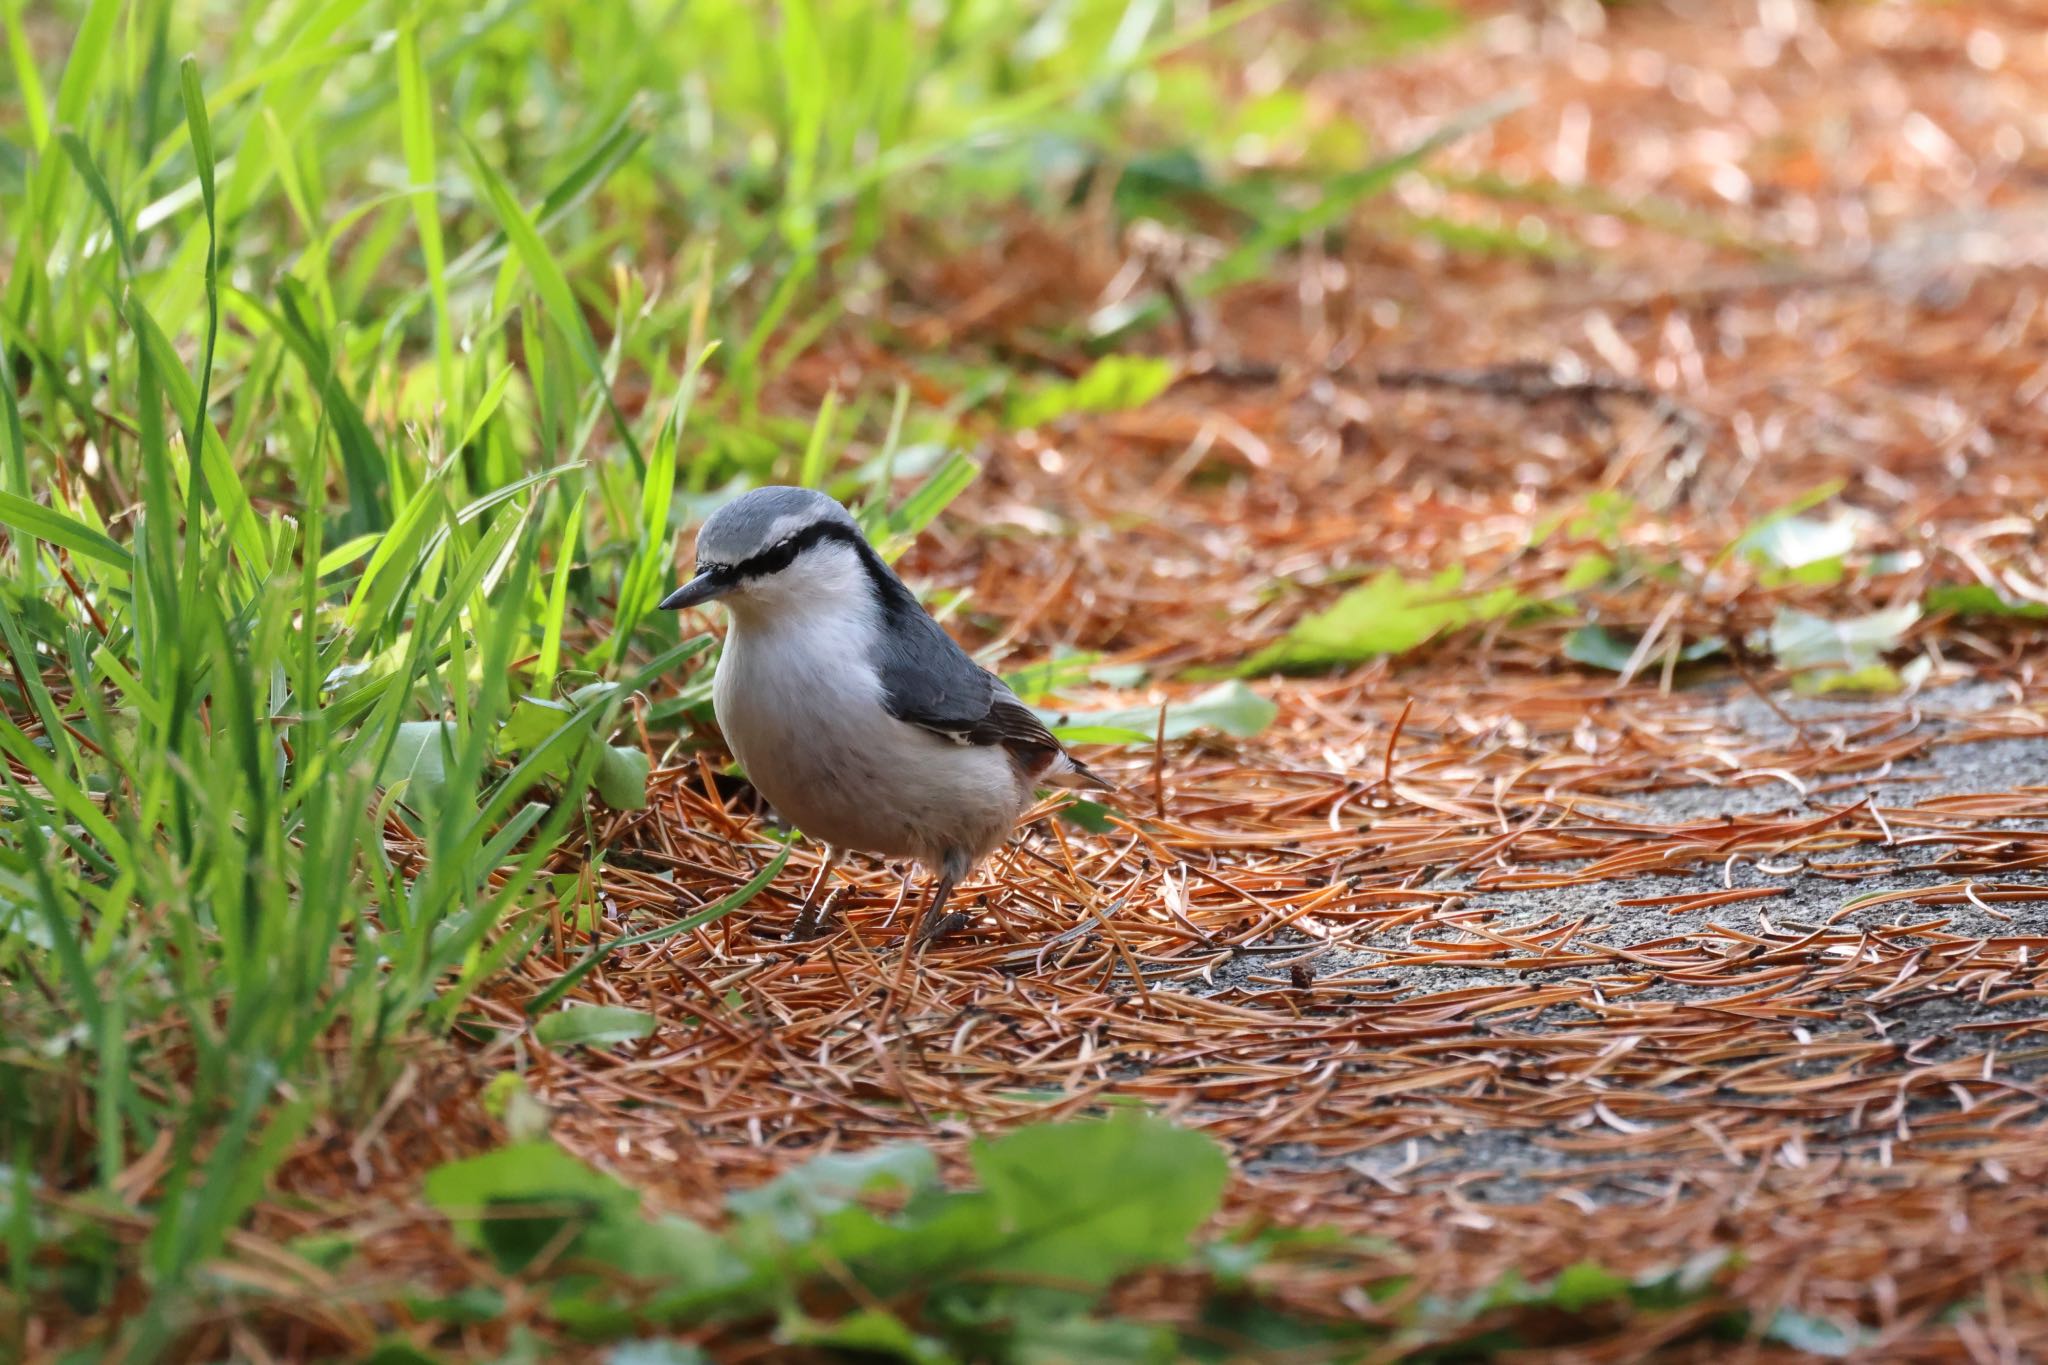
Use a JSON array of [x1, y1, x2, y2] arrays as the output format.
[[658, 570, 725, 611]]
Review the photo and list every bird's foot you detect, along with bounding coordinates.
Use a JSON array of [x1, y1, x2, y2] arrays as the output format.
[[789, 885, 843, 943], [911, 909, 972, 948]]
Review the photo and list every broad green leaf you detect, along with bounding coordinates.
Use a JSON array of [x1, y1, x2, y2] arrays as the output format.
[[535, 1005, 658, 1048], [1237, 568, 1522, 675], [1713, 481, 1843, 570], [501, 698, 577, 754], [968, 1110, 1229, 1284], [1057, 798, 1116, 834], [1036, 681, 1275, 745], [593, 746, 650, 810], [385, 719, 456, 808], [1768, 604, 1918, 675], [1739, 511, 1859, 574], [729, 1144, 940, 1246], [422, 1142, 639, 1273], [1564, 626, 1724, 673], [1794, 662, 1912, 697], [400, 1286, 505, 1326]]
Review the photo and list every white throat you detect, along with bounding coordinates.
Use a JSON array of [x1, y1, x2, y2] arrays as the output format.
[[722, 541, 876, 632]]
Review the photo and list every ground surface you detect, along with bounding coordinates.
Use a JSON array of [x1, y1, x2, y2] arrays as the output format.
[[309, 2, 2048, 1359]]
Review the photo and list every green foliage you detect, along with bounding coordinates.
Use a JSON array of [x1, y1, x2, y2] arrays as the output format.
[[535, 1005, 660, 1049], [425, 1113, 1231, 1356], [416, 1119, 1861, 1360], [1565, 626, 1726, 673], [1036, 680, 1277, 745], [1236, 568, 1524, 675], [1057, 798, 1119, 833], [1712, 481, 1843, 572], [1737, 510, 1860, 586], [1767, 605, 1924, 695], [1926, 584, 2048, 620], [424, 1142, 645, 1274], [1006, 355, 1179, 429]]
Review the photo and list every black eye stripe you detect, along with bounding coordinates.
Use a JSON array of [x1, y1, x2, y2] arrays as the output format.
[[708, 520, 866, 582]]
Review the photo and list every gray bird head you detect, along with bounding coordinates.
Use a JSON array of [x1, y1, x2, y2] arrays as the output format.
[[658, 486, 868, 616]]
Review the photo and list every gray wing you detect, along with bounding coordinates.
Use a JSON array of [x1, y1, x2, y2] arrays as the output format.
[[873, 609, 1065, 762]]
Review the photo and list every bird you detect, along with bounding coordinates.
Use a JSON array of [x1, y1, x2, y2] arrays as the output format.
[[659, 485, 1112, 945]]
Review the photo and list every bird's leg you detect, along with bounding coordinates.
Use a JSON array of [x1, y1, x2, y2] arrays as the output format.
[[789, 845, 840, 942], [909, 850, 972, 949], [797, 845, 837, 910], [907, 873, 956, 950]]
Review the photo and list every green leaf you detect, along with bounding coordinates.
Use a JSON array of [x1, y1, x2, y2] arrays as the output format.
[[593, 745, 650, 810], [606, 1345, 711, 1365], [1547, 1261, 1630, 1312], [1564, 626, 1725, 673], [0, 490, 132, 573], [535, 1005, 658, 1049], [401, 1286, 506, 1325], [729, 1144, 941, 1246], [1713, 481, 1843, 570], [1768, 604, 1918, 679], [386, 720, 457, 808], [967, 1110, 1229, 1285], [1035, 680, 1275, 745], [363, 1343, 448, 1365], [461, 131, 640, 471], [1763, 1308, 1859, 1356], [1926, 584, 2048, 620], [422, 1142, 639, 1273], [1559, 551, 1613, 592], [1008, 355, 1177, 429], [1057, 798, 1116, 834], [501, 698, 577, 755], [581, 1212, 737, 1285], [779, 1309, 952, 1365], [1237, 568, 1522, 675], [1005, 1315, 1175, 1364], [396, 22, 453, 398], [1739, 511, 1858, 576]]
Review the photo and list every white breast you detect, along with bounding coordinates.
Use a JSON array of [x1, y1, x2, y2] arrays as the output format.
[[709, 552, 1032, 872]]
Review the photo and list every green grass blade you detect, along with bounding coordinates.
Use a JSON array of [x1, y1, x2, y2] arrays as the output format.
[[459, 131, 643, 472], [0, 490, 133, 573], [396, 22, 454, 405]]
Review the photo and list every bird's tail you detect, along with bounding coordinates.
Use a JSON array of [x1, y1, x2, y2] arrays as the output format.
[[1045, 750, 1117, 793]]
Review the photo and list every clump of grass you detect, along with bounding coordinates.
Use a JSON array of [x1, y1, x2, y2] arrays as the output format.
[[1, 0, 1426, 1354]]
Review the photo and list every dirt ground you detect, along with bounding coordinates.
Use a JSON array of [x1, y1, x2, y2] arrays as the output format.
[[367, 3, 2048, 1358]]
